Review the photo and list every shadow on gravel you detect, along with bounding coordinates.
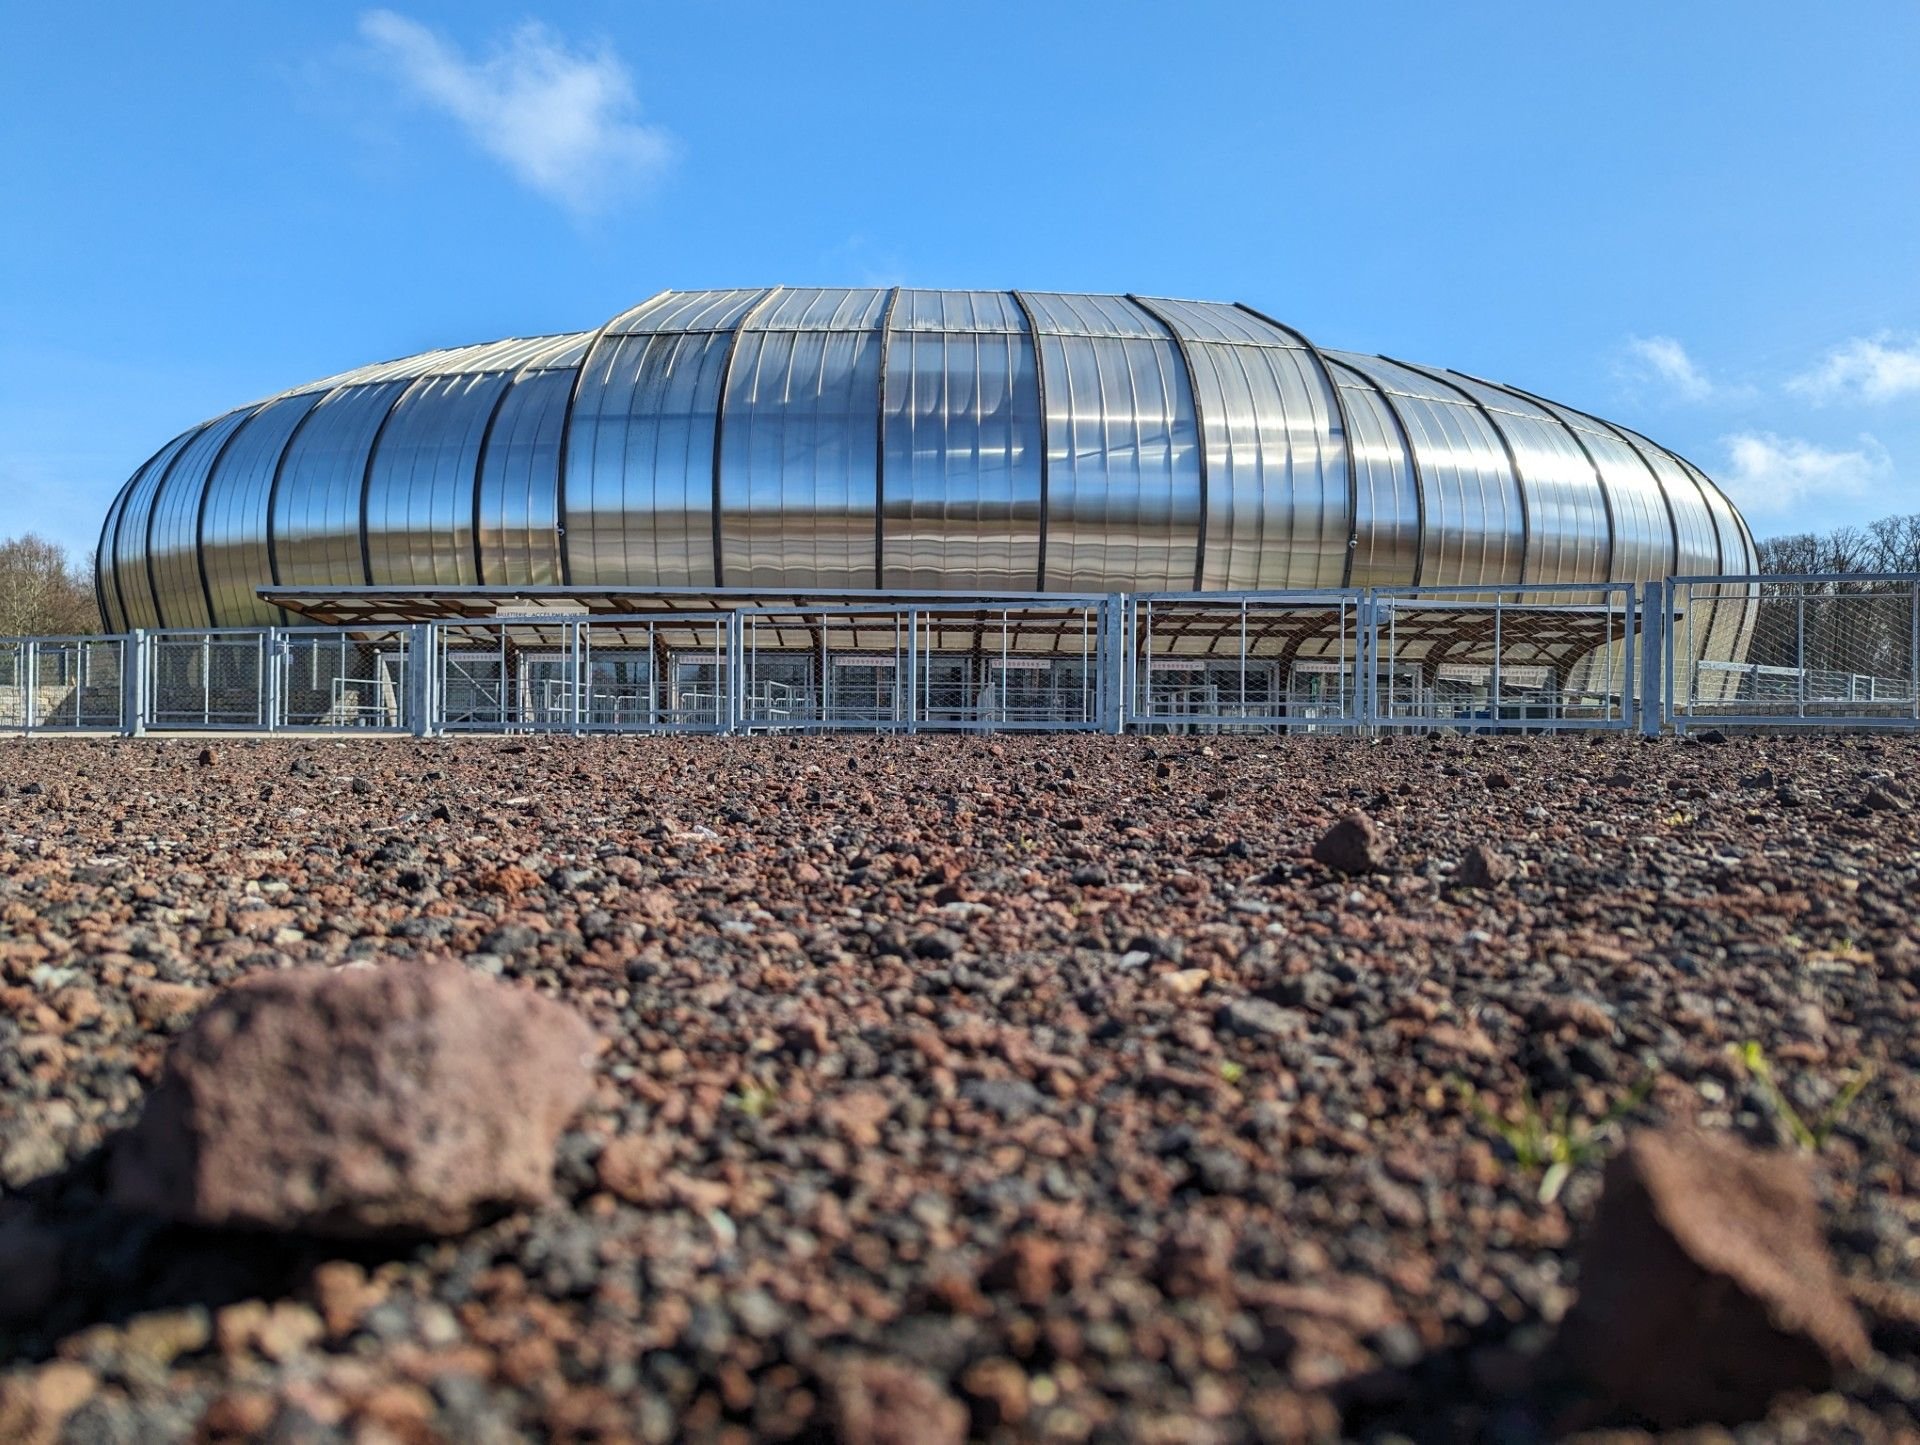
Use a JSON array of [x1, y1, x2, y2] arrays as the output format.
[[0, 1145, 409, 1369]]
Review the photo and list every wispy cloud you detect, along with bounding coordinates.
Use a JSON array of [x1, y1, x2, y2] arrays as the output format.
[[1716, 431, 1892, 516], [1787, 333, 1920, 405], [359, 10, 676, 216], [1616, 334, 1720, 403]]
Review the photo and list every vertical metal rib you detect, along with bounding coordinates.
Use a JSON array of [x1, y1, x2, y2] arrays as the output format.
[[141, 428, 204, 630], [709, 287, 783, 588], [263, 390, 334, 627], [192, 406, 267, 630], [553, 289, 671, 586], [1381, 355, 1530, 587], [1127, 295, 1210, 590], [467, 367, 523, 587], [1611, 423, 1729, 665], [873, 286, 902, 589], [1006, 291, 1051, 591], [97, 454, 154, 633], [1233, 305, 1362, 586], [1331, 356, 1428, 587], [1449, 369, 1617, 585], [355, 381, 415, 585]]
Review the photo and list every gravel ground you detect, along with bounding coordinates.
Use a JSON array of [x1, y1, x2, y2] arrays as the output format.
[[2, 731, 1918, 1443]]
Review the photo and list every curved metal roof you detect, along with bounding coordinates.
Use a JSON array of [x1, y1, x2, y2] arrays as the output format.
[[95, 287, 1756, 663]]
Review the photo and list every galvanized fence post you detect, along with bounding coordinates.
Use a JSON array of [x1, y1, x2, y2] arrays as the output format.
[[408, 624, 434, 737], [1641, 581, 1666, 736], [1101, 594, 1126, 735], [125, 630, 148, 737]]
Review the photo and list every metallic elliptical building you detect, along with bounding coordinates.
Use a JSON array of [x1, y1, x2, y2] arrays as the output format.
[[93, 287, 1757, 730]]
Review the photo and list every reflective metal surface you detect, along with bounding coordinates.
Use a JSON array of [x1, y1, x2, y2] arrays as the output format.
[[96, 289, 1759, 660]]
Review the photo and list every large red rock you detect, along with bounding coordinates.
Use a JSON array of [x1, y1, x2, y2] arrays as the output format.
[[110, 962, 596, 1237], [1562, 1127, 1871, 1425]]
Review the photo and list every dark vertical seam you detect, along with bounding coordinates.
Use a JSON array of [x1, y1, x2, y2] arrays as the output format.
[[192, 407, 266, 627], [356, 379, 415, 586], [1448, 370, 1617, 586], [1007, 291, 1050, 590], [1382, 356, 1530, 589], [1129, 296, 1209, 591], [554, 291, 672, 586], [1234, 304, 1362, 587], [709, 287, 783, 588], [140, 428, 202, 630], [468, 367, 524, 587], [1330, 356, 1427, 587], [873, 287, 902, 589], [264, 390, 333, 627]]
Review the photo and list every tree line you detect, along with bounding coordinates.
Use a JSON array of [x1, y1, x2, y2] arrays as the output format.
[[1755, 511, 1920, 577], [0, 534, 99, 638]]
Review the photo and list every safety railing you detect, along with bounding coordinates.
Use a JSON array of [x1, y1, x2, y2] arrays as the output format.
[[10, 577, 1920, 736], [1371, 583, 1640, 732], [1665, 574, 1917, 731]]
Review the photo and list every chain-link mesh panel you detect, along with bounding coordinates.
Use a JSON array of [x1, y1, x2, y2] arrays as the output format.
[[279, 632, 410, 728], [1130, 596, 1363, 731], [1373, 585, 1635, 730], [1678, 577, 1918, 724], [148, 633, 265, 728], [30, 639, 125, 729], [0, 642, 25, 728]]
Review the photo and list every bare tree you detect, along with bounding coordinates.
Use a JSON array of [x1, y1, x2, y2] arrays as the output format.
[[0, 534, 101, 637]]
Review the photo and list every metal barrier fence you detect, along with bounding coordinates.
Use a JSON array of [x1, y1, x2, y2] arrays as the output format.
[[1667, 574, 1920, 730], [737, 599, 1116, 731], [435, 616, 732, 734], [0, 636, 127, 731], [24, 576, 1920, 736]]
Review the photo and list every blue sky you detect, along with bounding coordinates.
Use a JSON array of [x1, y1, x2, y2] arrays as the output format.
[[3, 1, 1917, 561]]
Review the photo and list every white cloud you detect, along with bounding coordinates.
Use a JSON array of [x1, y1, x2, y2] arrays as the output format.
[[359, 10, 676, 216], [1617, 334, 1720, 402], [1715, 431, 1893, 516], [1787, 334, 1920, 405]]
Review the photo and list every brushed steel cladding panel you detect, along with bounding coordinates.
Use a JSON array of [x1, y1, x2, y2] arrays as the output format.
[[567, 330, 737, 587], [112, 429, 199, 630], [1441, 375, 1609, 586], [1020, 291, 1162, 338], [1681, 452, 1755, 664], [881, 327, 1044, 590], [1135, 297, 1302, 347], [1614, 428, 1721, 653], [364, 372, 511, 586], [1698, 463, 1761, 662], [1525, 399, 1675, 584], [893, 289, 1026, 332], [476, 368, 573, 585], [1035, 332, 1202, 590], [1339, 356, 1524, 588], [1177, 338, 1348, 590], [199, 393, 325, 626], [1328, 364, 1420, 586], [611, 289, 762, 335], [270, 382, 410, 588], [91, 289, 1760, 651], [754, 287, 889, 331], [146, 407, 260, 627], [719, 327, 883, 589]]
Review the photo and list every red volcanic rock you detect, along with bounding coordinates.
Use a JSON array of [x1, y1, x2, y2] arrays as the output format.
[[1563, 1127, 1871, 1425], [110, 962, 596, 1237], [1311, 811, 1386, 874], [1454, 842, 1514, 890], [819, 1357, 967, 1445]]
